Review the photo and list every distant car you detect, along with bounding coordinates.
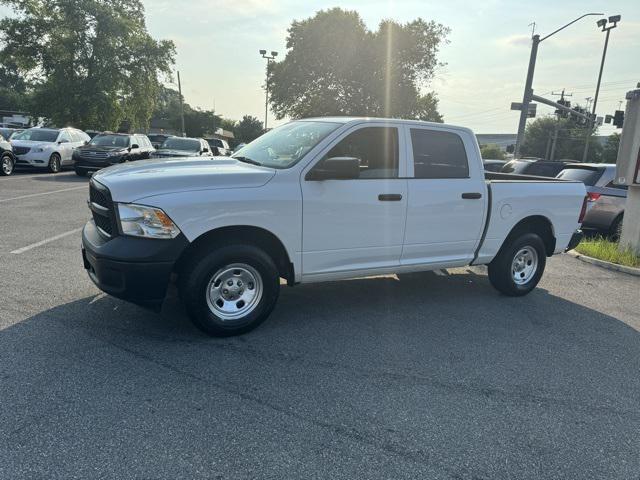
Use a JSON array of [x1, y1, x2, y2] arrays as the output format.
[[501, 158, 577, 178], [147, 134, 173, 149], [0, 127, 23, 140], [73, 133, 155, 176], [205, 137, 231, 156], [152, 137, 213, 158], [0, 133, 16, 176], [483, 159, 507, 172], [556, 163, 626, 238], [11, 127, 91, 173]]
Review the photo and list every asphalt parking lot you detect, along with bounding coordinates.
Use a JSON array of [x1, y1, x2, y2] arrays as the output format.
[[1, 170, 639, 479]]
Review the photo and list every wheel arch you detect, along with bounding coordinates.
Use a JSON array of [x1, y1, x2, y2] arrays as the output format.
[[175, 225, 295, 285], [499, 215, 556, 257]]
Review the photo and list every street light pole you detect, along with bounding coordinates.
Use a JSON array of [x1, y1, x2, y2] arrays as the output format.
[[259, 50, 278, 131], [177, 70, 186, 137], [513, 13, 603, 158], [582, 15, 620, 162]]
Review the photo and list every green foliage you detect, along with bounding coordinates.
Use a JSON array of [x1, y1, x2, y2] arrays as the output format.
[[479, 144, 505, 160], [601, 133, 620, 163], [521, 113, 602, 162], [575, 237, 640, 268], [0, 0, 175, 130], [268, 8, 447, 121], [234, 115, 264, 143]]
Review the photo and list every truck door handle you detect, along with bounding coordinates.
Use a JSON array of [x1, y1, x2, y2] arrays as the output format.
[[461, 192, 482, 199], [378, 194, 403, 201]]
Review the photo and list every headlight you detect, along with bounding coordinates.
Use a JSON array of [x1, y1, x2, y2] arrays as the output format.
[[107, 150, 126, 157], [116, 203, 180, 239], [33, 148, 44, 153]]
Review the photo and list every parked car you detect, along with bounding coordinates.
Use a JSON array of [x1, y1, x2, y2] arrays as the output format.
[[0, 127, 23, 140], [11, 127, 91, 173], [483, 159, 507, 172], [73, 133, 155, 176], [205, 137, 231, 156], [147, 134, 173, 149], [152, 136, 213, 158], [501, 158, 577, 177], [82, 117, 586, 337], [0, 133, 16, 176], [556, 163, 626, 238]]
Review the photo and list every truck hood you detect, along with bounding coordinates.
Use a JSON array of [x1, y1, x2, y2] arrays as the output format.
[[92, 157, 276, 202]]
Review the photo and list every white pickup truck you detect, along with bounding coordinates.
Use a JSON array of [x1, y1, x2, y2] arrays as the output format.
[[82, 118, 586, 336]]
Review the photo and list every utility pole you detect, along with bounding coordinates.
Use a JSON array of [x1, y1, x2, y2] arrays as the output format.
[[582, 15, 620, 162], [177, 70, 186, 137], [549, 89, 572, 161], [513, 13, 603, 158]]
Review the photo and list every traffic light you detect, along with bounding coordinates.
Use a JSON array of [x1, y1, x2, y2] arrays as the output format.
[[613, 110, 624, 128], [555, 99, 571, 117]]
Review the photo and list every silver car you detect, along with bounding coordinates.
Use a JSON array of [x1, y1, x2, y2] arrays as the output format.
[[556, 163, 627, 237]]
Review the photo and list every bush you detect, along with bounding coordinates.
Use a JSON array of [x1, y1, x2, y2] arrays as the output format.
[[575, 237, 640, 268], [479, 144, 505, 160]]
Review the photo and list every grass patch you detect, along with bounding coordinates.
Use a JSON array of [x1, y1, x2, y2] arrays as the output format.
[[575, 237, 640, 268]]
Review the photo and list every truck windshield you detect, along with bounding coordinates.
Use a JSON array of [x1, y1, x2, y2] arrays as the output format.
[[232, 120, 341, 169]]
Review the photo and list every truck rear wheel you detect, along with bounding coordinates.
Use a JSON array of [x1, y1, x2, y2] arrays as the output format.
[[179, 244, 280, 337], [488, 233, 546, 296]]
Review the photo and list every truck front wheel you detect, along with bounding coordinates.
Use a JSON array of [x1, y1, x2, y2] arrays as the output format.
[[179, 244, 280, 336], [488, 233, 546, 296]]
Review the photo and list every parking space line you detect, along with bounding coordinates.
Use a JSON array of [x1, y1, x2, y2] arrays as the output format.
[[11, 227, 84, 254], [0, 185, 85, 203]]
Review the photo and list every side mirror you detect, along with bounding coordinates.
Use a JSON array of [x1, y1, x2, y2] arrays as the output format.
[[58, 139, 69, 144], [202, 147, 209, 153], [130, 144, 139, 149], [306, 157, 360, 181]]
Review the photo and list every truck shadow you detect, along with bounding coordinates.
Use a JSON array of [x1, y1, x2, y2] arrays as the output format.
[[2, 270, 639, 477]]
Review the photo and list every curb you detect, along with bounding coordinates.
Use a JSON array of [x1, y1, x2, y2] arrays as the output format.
[[567, 250, 640, 277]]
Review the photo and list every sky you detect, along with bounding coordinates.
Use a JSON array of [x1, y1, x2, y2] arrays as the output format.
[[141, 0, 639, 135]]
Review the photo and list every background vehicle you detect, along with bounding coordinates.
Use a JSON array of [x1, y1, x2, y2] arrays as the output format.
[[483, 159, 506, 172], [11, 127, 90, 173], [73, 133, 155, 176], [0, 133, 16, 176], [233, 142, 246, 153], [556, 163, 626, 238], [502, 158, 576, 177], [205, 137, 231, 156], [152, 136, 213, 158], [82, 118, 586, 337], [0, 127, 23, 140], [147, 134, 172, 149]]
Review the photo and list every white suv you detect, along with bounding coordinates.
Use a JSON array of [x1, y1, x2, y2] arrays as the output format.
[[11, 127, 91, 173]]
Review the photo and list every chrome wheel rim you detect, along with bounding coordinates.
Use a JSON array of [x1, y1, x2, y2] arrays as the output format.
[[50, 155, 60, 172], [1, 156, 11, 174], [206, 263, 263, 321], [511, 246, 538, 285]]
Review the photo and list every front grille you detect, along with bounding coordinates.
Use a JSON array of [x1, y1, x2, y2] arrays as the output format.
[[13, 146, 30, 155], [82, 150, 110, 159], [89, 180, 116, 238]]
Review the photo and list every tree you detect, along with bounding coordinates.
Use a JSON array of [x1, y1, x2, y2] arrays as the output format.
[[480, 144, 505, 160], [234, 116, 264, 143], [268, 8, 447, 121], [0, 0, 175, 131], [520, 111, 602, 162], [601, 133, 620, 163]]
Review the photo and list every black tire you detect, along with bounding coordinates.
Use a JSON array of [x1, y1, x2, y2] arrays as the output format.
[[179, 244, 280, 337], [48, 153, 61, 173], [74, 167, 85, 177], [488, 232, 546, 296], [0, 154, 13, 176], [609, 216, 623, 242]]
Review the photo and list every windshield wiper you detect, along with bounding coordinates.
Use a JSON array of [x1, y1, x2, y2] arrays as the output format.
[[233, 156, 263, 166]]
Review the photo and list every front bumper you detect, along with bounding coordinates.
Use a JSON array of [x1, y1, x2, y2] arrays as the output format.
[[565, 230, 584, 252], [15, 152, 49, 166], [81, 220, 189, 307]]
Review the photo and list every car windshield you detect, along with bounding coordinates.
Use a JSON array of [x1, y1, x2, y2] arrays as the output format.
[[556, 167, 604, 186], [160, 137, 201, 152], [89, 134, 130, 148], [148, 135, 168, 142], [13, 129, 59, 142], [232, 120, 342, 168]]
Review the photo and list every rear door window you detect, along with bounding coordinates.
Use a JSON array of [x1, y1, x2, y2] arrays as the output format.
[[556, 168, 604, 185], [410, 129, 469, 179]]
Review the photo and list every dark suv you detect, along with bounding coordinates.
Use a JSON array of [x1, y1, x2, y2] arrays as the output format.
[[501, 158, 577, 177], [73, 133, 155, 176]]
